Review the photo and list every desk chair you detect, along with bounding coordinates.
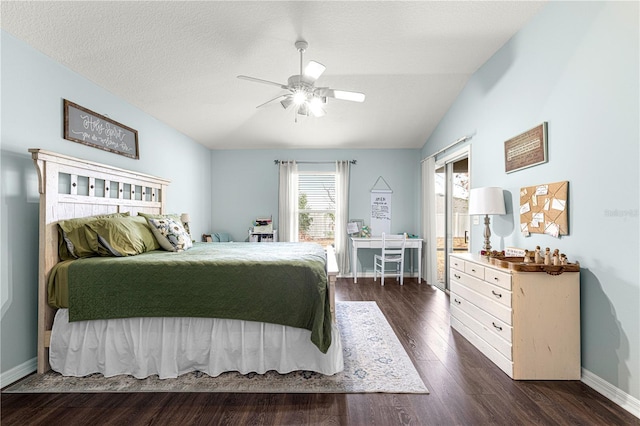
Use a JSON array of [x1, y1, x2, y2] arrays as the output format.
[[373, 233, 407, 286]]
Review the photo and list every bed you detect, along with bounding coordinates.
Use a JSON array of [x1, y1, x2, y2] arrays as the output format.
[[30, 149, 342, 378]]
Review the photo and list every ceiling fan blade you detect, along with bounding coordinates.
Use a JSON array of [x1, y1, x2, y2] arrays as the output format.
[[325, 89, 366, 102], [303, 60, 326, 82], [237, 75, 288, 90], [255, 94, 288, 109]]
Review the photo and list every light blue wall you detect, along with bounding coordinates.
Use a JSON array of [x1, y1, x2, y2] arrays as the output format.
[[422, 2, 639, 400], [0, 32, 212, 379], [211, 148, 421, 273]]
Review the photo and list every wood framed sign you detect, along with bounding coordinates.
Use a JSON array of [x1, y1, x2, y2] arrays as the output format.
[[504, 122, 547, 173], [63, 99, 139, 159]]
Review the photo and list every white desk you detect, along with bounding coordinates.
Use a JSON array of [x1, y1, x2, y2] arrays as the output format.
[[351, 237, 423, 283]]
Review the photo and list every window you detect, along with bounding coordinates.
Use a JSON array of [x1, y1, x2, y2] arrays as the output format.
[[298, 172, 335, 246]]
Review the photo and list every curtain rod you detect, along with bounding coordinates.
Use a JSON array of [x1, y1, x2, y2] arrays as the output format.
[[274, 160, 357, 165], [421, 133, 475, 163]]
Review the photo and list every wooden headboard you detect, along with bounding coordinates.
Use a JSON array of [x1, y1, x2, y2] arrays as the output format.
[[29, 149, 170, 373]]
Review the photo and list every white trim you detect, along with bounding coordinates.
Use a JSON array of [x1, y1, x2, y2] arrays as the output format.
[[0, 357, 37, 388], [581, 368, 640, 419]]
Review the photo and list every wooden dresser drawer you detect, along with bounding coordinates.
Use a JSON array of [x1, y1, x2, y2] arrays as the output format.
[[450, 280, 512, 325], [450, 314, 514, 376], [450, 269, 512, 310], [485, 268, 512, 290], [464, 261, 485, 280], [450, 293, 513, 344], [450, 303, 512, 360], [450, 257, 465, 272]]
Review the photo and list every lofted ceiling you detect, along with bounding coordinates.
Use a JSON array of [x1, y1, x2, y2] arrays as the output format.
[[1, 1, 546, 150]]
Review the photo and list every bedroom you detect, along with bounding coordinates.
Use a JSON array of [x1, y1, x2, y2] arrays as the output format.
[[1, 0, 638, 423]]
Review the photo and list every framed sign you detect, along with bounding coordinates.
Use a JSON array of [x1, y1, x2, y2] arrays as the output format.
[[63, 99, 139, 159], [348, 219, 364, 235], [504, 122, 547, 173]]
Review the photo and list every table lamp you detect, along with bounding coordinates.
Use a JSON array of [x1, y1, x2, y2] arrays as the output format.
[[468, 187, 506, 257], [180, 213, 191, 238]]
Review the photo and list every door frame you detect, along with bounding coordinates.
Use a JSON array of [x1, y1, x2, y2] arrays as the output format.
[[434, 145, 471, 292]]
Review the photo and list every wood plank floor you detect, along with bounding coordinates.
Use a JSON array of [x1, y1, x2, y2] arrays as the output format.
[[2, 278, 638, 425]]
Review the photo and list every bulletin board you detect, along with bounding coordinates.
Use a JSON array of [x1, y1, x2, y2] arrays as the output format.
[[519, 181, 568, 238]]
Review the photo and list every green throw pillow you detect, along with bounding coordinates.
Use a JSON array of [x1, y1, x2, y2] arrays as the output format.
[[84, 215, 161, 257], [57, 212, 130, 260]]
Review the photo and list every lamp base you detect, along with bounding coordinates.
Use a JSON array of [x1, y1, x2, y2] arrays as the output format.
[[482, 214, 492, 258]]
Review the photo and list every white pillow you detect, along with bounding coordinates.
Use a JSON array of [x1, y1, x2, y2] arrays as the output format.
[[147, 217, 193, 252]]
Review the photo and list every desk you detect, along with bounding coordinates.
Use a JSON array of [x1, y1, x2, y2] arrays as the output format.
[[351, 237, 423, 283]]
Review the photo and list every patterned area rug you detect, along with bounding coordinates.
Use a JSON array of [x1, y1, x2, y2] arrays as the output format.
[[4, 301, 428, 394]]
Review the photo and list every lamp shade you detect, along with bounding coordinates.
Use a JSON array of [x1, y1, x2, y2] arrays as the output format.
[[468, 187, 506, 215]]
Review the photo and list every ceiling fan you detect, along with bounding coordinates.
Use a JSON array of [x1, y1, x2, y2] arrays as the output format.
[[237, 40, 365, 120]]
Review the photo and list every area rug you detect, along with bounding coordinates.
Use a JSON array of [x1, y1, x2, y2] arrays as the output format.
[[4, 301, 428, 394]]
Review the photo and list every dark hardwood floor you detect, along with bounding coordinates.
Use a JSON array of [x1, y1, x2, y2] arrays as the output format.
[[2, 277, 638, 425]]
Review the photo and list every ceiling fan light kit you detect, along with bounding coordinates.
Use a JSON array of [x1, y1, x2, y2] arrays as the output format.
[[238, 40, 365, 121]]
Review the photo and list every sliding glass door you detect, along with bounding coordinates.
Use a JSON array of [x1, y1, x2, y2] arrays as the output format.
[[433, 150, 470, 291]]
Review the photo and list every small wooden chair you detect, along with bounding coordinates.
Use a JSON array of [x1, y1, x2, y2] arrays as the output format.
[[373, 233, 407, 286]]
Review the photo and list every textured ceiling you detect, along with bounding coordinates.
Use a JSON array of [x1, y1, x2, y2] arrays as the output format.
[[1, 1, 546, 150]]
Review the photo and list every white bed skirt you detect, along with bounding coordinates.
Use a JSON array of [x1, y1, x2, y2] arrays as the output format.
[[50, 309, 344, 379]]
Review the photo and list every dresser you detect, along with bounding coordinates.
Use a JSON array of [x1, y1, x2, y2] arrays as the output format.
[[449, 253, 580, 380]]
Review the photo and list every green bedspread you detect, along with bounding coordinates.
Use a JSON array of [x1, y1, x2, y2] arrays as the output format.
[[48, 242, 331, 353]]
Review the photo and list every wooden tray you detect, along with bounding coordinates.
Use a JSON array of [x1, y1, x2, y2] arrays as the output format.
[[490, 256, 580, 274], [490, 257, 525, 268]]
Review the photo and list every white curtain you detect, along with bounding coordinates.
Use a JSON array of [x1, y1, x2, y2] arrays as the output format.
[[421, 157, 438, 286], [278, 161, 298, 242], [335, 161, 351, 276]]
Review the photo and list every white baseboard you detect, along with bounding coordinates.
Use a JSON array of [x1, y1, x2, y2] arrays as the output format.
[[581, 368, 640, 419], [0, 357, 37, 389]]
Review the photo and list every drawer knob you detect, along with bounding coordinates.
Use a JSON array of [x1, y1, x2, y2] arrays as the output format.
[[492, 322, 503, 331], [453, 298, 462, 305], [494, 277, 499, 281], [491, 290, 502, 298], [454, 274, 461, 280], [471, 268, 476, 272]]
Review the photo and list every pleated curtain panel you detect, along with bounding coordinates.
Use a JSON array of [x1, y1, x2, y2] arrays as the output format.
[[278, 160, 299, 242], [335, 160, 351, 276], [421, 156, 438, 287]]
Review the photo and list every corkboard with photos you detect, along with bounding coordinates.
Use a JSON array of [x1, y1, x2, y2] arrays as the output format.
[[519, 181, 568, 237]]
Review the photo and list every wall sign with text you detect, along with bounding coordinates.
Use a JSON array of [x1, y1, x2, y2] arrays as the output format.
[[504, 122, 547, 173], [370, 191, 392, 237], [63, 99, 139, 159]]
